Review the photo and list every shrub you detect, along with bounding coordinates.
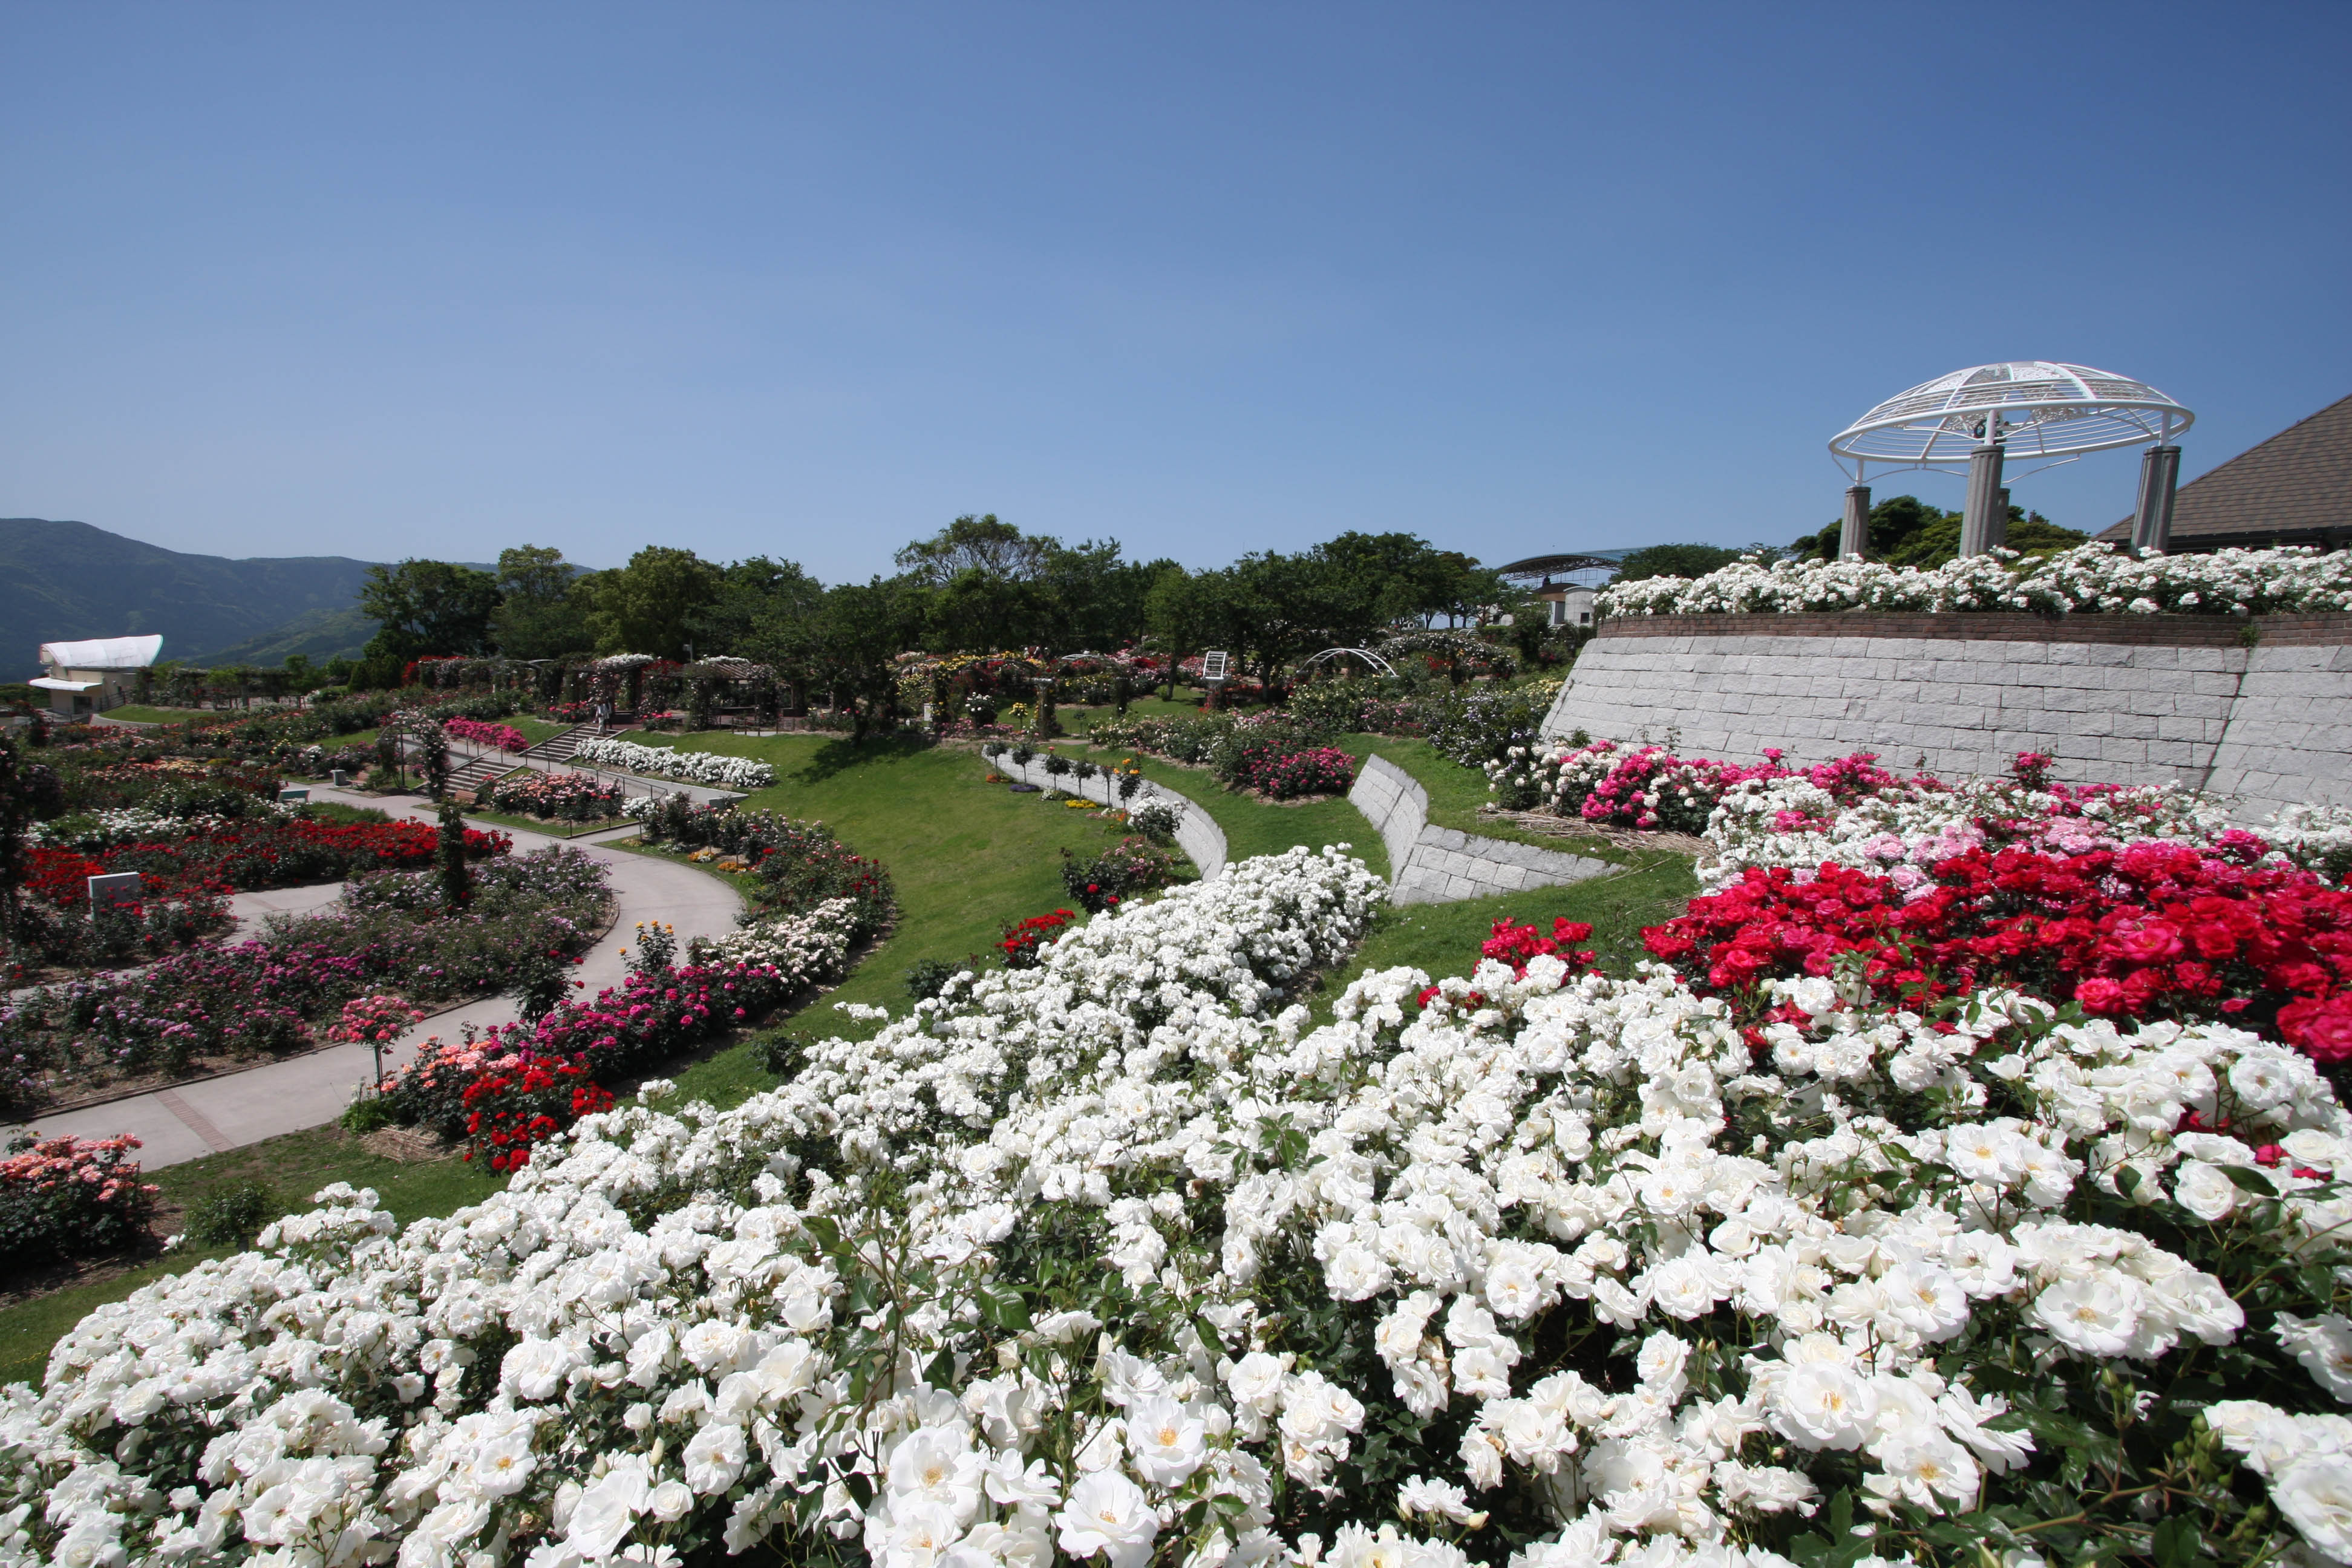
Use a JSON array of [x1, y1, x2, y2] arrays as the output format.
[[998, 907, 1076, 967], [903, 956, 974, 1001], [1059, 836, 1186, 913], [1125, 800, 1181, 843], [483, 771, 624, 822], [443, 717, 530, 753], [0, 1133, 158, 1266], [180, 1180, 276, 1250]]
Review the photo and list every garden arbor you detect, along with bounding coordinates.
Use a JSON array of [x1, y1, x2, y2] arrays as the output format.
[[1829, 361, 2194, 558]]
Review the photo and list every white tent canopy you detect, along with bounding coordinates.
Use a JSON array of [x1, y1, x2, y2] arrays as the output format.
[[39, 635, 163, 670]]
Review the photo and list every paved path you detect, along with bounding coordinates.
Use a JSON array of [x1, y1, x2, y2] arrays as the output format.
[[11, 794, 746, 1169]]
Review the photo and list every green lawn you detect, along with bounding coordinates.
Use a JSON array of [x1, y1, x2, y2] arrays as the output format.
[[1053, 742, 1389, 874], [0, 1126, 505, 1388], [101, 704, 211, 725], [633, 733, 1187, 1107], [510, 715, 569, 745], [1312, 851, 1697, 1021]]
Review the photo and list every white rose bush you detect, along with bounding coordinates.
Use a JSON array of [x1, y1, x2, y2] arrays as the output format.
[[7, 756, 2352, 1568], [572, 740, 775, 792], [1596, 542, 2352, 619]]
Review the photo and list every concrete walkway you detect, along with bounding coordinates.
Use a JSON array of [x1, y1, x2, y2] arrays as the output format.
[[11, 794, 746, 1169]]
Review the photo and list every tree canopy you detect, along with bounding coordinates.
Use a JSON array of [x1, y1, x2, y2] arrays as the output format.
[[358, 559, 501, 663]]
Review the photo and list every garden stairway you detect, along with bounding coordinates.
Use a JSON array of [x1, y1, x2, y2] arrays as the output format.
[[525, 723, 598, 765]]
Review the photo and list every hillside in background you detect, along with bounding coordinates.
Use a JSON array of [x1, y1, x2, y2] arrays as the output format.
[[3, 518, 389, 668]]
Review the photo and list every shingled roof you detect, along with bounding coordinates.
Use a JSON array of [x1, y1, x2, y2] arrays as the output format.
[[2098, 391, 2352, 550]]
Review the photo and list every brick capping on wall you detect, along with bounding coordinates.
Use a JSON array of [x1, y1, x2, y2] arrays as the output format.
[[989, 754, 1227, 883], [1543, 618, 2352, 821], [1593, 610, 2352, 647], [1348, 753, 1614, 906]]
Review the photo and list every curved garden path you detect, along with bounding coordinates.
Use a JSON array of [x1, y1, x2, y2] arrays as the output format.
[[10, 792, 744, 1170]]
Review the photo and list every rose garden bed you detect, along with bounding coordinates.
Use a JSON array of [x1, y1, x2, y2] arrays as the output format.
[[17, 725, 2352, 1568]]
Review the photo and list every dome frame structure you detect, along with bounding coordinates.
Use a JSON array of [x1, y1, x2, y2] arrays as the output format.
[[1829, 361, 2193, 480]]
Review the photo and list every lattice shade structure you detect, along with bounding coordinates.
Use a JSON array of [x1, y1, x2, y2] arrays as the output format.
[[1831, 362, 2193, 475]]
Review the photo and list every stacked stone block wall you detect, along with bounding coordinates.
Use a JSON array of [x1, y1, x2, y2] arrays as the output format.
[[1539, 612, 2351, 820], [1350, 754, 1614, 905], [988, 754, 1227, 881]]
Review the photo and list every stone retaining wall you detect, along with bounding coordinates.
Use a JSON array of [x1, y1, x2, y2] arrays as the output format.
[[1540, 612, 2352, 819], [989, 755, 1228, 881], [1349, 754, 1614, 905]]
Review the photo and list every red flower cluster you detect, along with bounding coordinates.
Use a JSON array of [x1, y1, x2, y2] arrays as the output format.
[[1000, 909, 1077, 969], [1644, 841, 2352, 1054], [460, 1054, 614, 1171], [27, 818, 510, 908], [1230, 744, 1357, 800], [1480, 917, 1598, 977]]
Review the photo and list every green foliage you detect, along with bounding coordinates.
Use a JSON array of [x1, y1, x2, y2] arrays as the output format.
[[902, 956, 966, 1001], [180, 1180, 276, 1249], [580, 545, 724, 661], [1614, 541, 1779, 580], [1789, 494, 2089, 567], [488, 545, 595, 660], [358, 558, 502, 662]]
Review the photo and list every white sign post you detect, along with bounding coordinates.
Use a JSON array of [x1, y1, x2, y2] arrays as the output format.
[[88, 871, 143, 913], [1200, 649, 1230, 711]]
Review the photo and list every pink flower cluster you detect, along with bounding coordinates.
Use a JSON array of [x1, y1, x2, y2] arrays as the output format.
[[444, 716, 531, 753], [0, 1133, 160, 1264]]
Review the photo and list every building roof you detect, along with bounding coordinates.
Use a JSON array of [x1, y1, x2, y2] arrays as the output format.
[[29, 676, 102, 693], [38, 635, 163, 670], [2097, 392, 2352, 549]]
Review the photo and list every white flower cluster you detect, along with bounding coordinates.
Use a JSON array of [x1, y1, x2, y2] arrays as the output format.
[[690, 898, 861, 989], [30, 803, 301, 852], [12, 803, 2352, 1567], [571, 740, 776, 791], [1599, 543, 2352, 619]]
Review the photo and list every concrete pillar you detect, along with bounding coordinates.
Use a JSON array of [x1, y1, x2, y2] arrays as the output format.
[[1959, 442, 2007, 557], [1838, 485, 1872, 559], [2131, 444, 2183, 552]]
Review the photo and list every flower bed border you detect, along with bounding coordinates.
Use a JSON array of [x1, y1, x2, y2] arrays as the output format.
[[1590, 609, 2352, 645]]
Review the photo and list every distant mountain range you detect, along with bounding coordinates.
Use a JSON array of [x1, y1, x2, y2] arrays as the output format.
[[2, 518, 482, 671]]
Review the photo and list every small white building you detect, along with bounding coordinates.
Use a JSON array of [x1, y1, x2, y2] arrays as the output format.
[[1546, 586, 1596, 629], [33, 635, 163, 716]]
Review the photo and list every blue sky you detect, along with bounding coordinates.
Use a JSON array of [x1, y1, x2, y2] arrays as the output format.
[[3, 3, 2346, 579]]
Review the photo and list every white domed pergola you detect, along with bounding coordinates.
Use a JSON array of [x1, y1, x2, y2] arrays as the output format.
[[1826, 361, 2195, 558]]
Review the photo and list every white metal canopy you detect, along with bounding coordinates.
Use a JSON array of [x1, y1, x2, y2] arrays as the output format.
[[1829, 362, 2192, 477], [39, 635, 163, 670]]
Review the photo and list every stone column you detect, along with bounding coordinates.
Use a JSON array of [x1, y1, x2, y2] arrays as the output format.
[[1959, 442, 2007, 556], [2132, 444, 2183, 552], [1838, 485, 1872, 559]]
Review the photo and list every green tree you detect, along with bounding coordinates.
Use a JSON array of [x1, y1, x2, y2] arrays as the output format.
[[358, 560, 503, 663], [490, 545, 594, 660], [688, 556, 826, 658], [1143, 566, 1217, 699], [1881, 507, 2085, 569], [580, 546, 723, 660], [893, 513, 1051, 585], [1788, 495, 1955, 564], [771, 578, 928, 739], [1613, 542, 1779, 582]]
